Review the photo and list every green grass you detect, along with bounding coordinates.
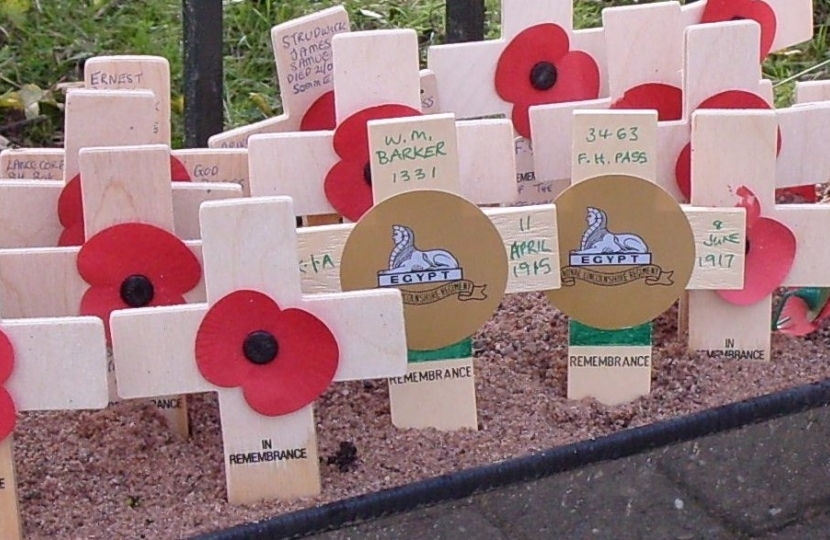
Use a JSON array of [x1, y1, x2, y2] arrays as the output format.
[[1, 0, 829, 148]]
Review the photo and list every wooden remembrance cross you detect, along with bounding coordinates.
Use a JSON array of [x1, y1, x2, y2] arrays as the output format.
[[547, 109, 746, 405], [295, 112, 559, 431], [687, 108, 830, 361], [109, 196, 407, 503], [207, 6, 440, 151], [0, 88, 243, 248], [427, 0, 608, 205], [0, 143, 231, 438], [0, 306, 108, 539], [1, 55, 249, 194], [529, 4, 813, 203], [246, 28, 517, 230]]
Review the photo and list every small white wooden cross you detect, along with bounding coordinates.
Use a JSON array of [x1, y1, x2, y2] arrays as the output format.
[[83, 55, 250, 191], [0, 88, 242, 248], [687, 107, 830, 361], [427, 0, 810, 128], [295, 112, 559, 431], [207, 6, 439, 150], [552, 109, 746, 405], [426, 0, 608, 124], [531, 15, 772, 202], [207, 6, 350, 149], [247, 28, 517, 226], [109, 196, 407, 504], [2, 55, 249, 192], [0, 144, 228, 437], [0, 307, 108, 539]]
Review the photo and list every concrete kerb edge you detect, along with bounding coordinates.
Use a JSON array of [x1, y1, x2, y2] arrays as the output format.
[[193, 377, 830, 540]]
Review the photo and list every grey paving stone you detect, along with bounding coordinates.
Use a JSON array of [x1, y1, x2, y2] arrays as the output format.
[[757, 506, 830, 539], [472, 455, 734, 540], [656, 405, 830, 536], [306, 503, 509, 540]]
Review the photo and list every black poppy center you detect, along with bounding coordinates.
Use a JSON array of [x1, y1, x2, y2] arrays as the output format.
[[530, 61, 558, 91], [243, 331, 279, 365], [363, 162, 372, 186], [120, 275, 155, 308]]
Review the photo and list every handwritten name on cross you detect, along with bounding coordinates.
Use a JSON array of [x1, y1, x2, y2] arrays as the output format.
[[247, 28, 517, 227], [687, 108, 830, 361], [0, 89, 242, 248], [207, 6, 439, 150], [0, 144, 224, 437], [2, 56, 249, 193], [0, 307, 107, 540], [548, 109, 746, 405], [531, 15, 772, 202], [293, 113, 558, 431], [109, 196, 407, 503]]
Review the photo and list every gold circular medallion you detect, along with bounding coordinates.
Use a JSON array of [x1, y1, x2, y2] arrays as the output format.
[[546, 174, 695, 329], [340, 190, 508, 351]]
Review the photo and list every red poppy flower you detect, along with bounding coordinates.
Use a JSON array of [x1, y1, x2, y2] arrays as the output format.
[[57, 157, 193, 247], [675, 90, 782, 202], [77, 223, 202, 342], [700, 0, 777, 61], [323, 104, 421, 222], [773, 287, 830, 336], [300, 91, 336, 131], [610, 83, 683, 122], [0, 331, 15, 442], [195, 289, 339, 416], [494, 23, 600, 138], [716, 186, 795, 306]]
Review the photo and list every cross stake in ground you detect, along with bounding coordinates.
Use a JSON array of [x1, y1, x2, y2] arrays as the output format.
[[546, 109, 746, 405], [295, 112, 559, 430], [687, 107, 830, 361], [0, 143, 239, 436], [0, 307, 107, 540], [109, 196, 407, 503]]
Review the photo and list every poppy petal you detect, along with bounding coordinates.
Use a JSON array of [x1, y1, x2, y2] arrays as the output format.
[[195, 290, 281, 388], [332, 104, 421, 161], [510, 102, 534, 140], [324, 157, 375, 223], [717, 217, 796, 306], [58, 222, 86, 247], [57, 175, 82, 229], [610, 83, 683, 122], [700, 0, 777, 61], [300, 91, 337, 131], [495, 23, 571, 104], [242, 307, 338, 416], [77, 223, 202, 294], [774, 296, 817, 336], [735, 185, 761, 229], [0, 388, 15, 441], [0, 332, 13, 384], [520, 51, 601, 108], [170, 156, 192, 182], [675, 143, 693, 202], [80, 286, 186, 343], [776, 185, 817, 203]]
